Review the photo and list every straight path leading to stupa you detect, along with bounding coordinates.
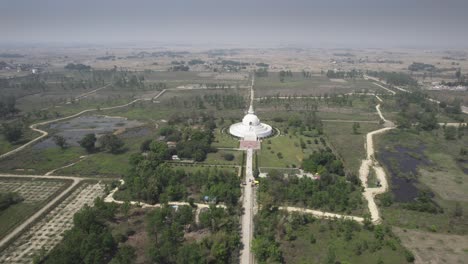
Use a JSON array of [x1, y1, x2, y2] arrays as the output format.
[[240, 148, 255, 264]]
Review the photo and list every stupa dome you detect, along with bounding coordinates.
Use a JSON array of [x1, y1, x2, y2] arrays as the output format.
[[229, 104, 272, 140]]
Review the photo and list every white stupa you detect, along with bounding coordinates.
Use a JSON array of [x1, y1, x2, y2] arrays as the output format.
[[229, 104, 272, 140]]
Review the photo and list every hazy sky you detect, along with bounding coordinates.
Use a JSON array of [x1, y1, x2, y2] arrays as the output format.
[[1, 0, 467, 48]]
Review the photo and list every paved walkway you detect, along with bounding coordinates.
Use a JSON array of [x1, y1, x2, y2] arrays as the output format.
[[240, 148, 255, 264]]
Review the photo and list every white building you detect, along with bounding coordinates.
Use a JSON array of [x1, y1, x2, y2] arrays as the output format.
[[229, 104, 272, 140]]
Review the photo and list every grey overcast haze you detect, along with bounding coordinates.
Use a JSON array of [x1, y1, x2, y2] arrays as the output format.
[[1, 0, 468, 48]]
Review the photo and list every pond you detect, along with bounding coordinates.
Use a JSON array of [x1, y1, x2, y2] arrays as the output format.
[[33, 115, 144, 149], [378, 145, 431, 202]]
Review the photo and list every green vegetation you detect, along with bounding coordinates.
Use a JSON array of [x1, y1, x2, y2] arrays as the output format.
[[302, 148, 344, 175], [64, 63, 92, 71], [408, 62, 436, 72], [253, 209, 410, 264], [0, 95, 18, 118], [326, 69, 363, 79], [52, 135, 67, 149], [367, 71, 418, 87], [0, 179, 70, 240], [0, 192, 23, 211], [376, 128, 468, 234], [0, 146, 86, 174], [99, 134, 125, 154], [79, 133, 97, 152], [1, 122, 23, 142], [41, 199, 118, 264], [254, 72, 377, 97], [146, 205, 240, 263], [259, 164, 363, 214]]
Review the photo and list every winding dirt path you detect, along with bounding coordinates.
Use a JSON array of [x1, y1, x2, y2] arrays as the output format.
[[0, 89, 167, 160]]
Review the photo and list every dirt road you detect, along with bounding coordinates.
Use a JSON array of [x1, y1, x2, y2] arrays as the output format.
[[279, 206, 364, 222]]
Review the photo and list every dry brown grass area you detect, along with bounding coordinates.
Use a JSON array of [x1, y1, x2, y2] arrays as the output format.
[[394, 227, 468, 264]]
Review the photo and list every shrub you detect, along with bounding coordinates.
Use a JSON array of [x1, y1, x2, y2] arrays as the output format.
[[404, 249, 415, 262], [223, 153, 235, 161]]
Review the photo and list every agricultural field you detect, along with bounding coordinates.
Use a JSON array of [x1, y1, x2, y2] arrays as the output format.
[[0, 178, 71, 239], [0, 182, 105, 264]]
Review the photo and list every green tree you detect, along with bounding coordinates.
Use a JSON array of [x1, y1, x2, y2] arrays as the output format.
[[352, 122, 360, 134], [223, 153, 235, 161], [110, 245, 136, 264], [79, 133, 97, 152], [99, 134, 124, 154], [444, 126, 457, 140], [149, 140, 169, 160], [53, 135, 67, 149], [2, 122, 22, 142]]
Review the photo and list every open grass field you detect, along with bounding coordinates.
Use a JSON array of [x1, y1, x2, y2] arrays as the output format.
[[254, 74, 379, 97], [0, 178, 71, 240], [324, 122, 382, 173], [143, 71, 250, 88], [0, 146, 86, 175], [393, 227, 468, 264]]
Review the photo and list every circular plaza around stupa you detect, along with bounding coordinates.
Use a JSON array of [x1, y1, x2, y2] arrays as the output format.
[[229, 105, 272, 140]]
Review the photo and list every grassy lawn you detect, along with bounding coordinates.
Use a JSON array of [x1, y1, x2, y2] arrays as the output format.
[[258, 135, 304, 168], [168, 163, 239, 175], [324, 122, 382, 173], [212, 128, 239, 148], [204, 149, 242, 165]]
